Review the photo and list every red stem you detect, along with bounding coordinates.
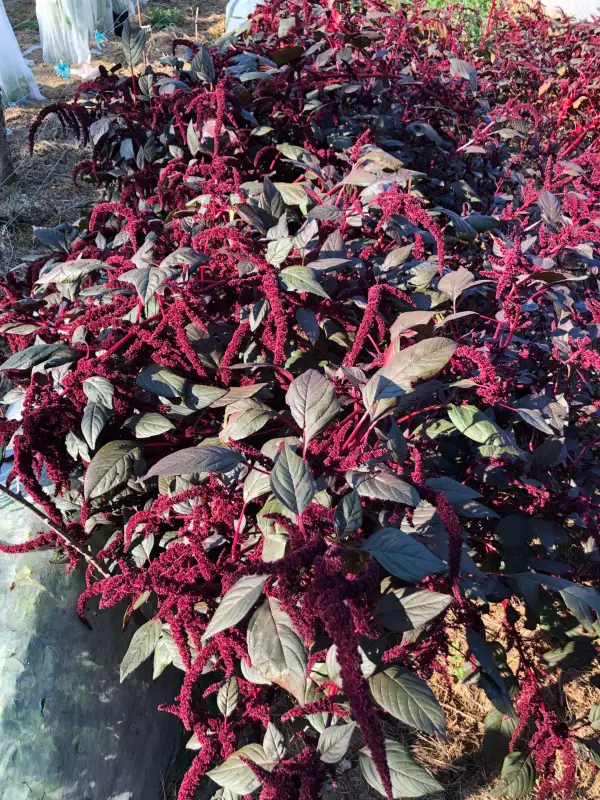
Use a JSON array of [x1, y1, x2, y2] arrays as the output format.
[[480, 0, 497, 48], [397, 405, 443, 426], [231, 501, 247, 560], [97, 313, 161, 360]]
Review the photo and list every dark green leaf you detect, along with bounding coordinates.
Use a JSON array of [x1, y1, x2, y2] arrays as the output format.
[[386, 419, 408, 464], [84, 441, 142, 499], [363, 528, 447, 582], [483, 711, 517, 773], [0, 343, 71, 372], [359, 739, 442, 798], [347, 468, 420, 506], [186, 384, 229, 410], [136, 364, 186, 398], [286, 370, 340, 449], [448, 404, 525, 459], [334, 491, 363, 537], [145, 445, 243, 478], [126, 412, 175, 438], [318, 723, 356, 764], [207, 744, 276, 794], [203, 575, 268, 642], [83, 376, 114, 409], [217, 676, 239, 718], [270, 443, 315, 515], [263, 723, 285, 761], [307, 204, 343, 221], [296, 308, 320, 344], [426, 477, 482, 503], [222, 399, 273, 442], [375, 588, 451, 632], [187, 120, 200, 156], [491, 752, 536, 799], [279, 267, 330, 298], [449, 58, 478, 90], [514, 407, 554, 435], [370, 667, 445, 735], [81, 401, 109, 450], [380, 337, 457, 386], [120, 618, 161, 682], [36, 259, 107, 285], [121, 20, 147, 68], [247, 596, 307, 704], [118, 267, 173, 304], [191, 44, 215, 83]]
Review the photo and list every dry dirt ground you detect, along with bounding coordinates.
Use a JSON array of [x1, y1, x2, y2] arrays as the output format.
[[3, 3, 600, 799]]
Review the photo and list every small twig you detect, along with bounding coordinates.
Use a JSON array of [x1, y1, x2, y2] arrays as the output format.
[[439, 701, 482, 724], [136, 0, 148, 67], [0, 483, 110, 578]]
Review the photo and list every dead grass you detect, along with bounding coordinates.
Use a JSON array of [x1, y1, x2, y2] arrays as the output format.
[[0, 0, 225, 274]]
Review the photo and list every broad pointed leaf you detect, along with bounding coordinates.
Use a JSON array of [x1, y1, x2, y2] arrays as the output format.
[[382, 338, 457, 385], [359, 739, 443, 798], [81, 401, 109, 450], [270, 443, 315, 515], [363, 528, 447, 582], [137, 364, 186, 398], [448, 404, 525, 459], [36, 259, 107, 285], [334, 490, 363, 537], [145, 445, 243, 478], [347, 468, 419, 506], [207, 744, 276, 794], [217, 676, 239, 718], [491, 752, 536, 799], [118, 267, 173, 304], [0, 343, 70, 372], [279, 267, 330, 298], [84, 440, 142, 499], [121, 20, 147, 68], [286, 370, 340, 449], [126, 412, 175, 438], [263, 723, 286, 761], [120, 618, 161, 682], [203, 575, 268, 642], [369, 667, 445, 735], [318, 722, 356, 763], [83, 376, 114, 409], [375, 588, 452, 632], [191, 44, 216, 83], [247, 596, 307, 704]]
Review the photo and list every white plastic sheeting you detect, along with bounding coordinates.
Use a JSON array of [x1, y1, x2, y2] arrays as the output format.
[[0, 0, 43, 104], [90, 0, 113, 35], [36, 0, 95, 64], [225, 0, 263, 32], [0, 465, 181, 800], [543, 0, 600, 18]]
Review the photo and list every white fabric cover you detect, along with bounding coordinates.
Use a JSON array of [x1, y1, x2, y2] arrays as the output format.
[[225, 0, 263, 31], [0, 0, 43, 104], [542, 0, 600, 17], [90, 0, 113, 35], [36, 0, 94, 65]]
